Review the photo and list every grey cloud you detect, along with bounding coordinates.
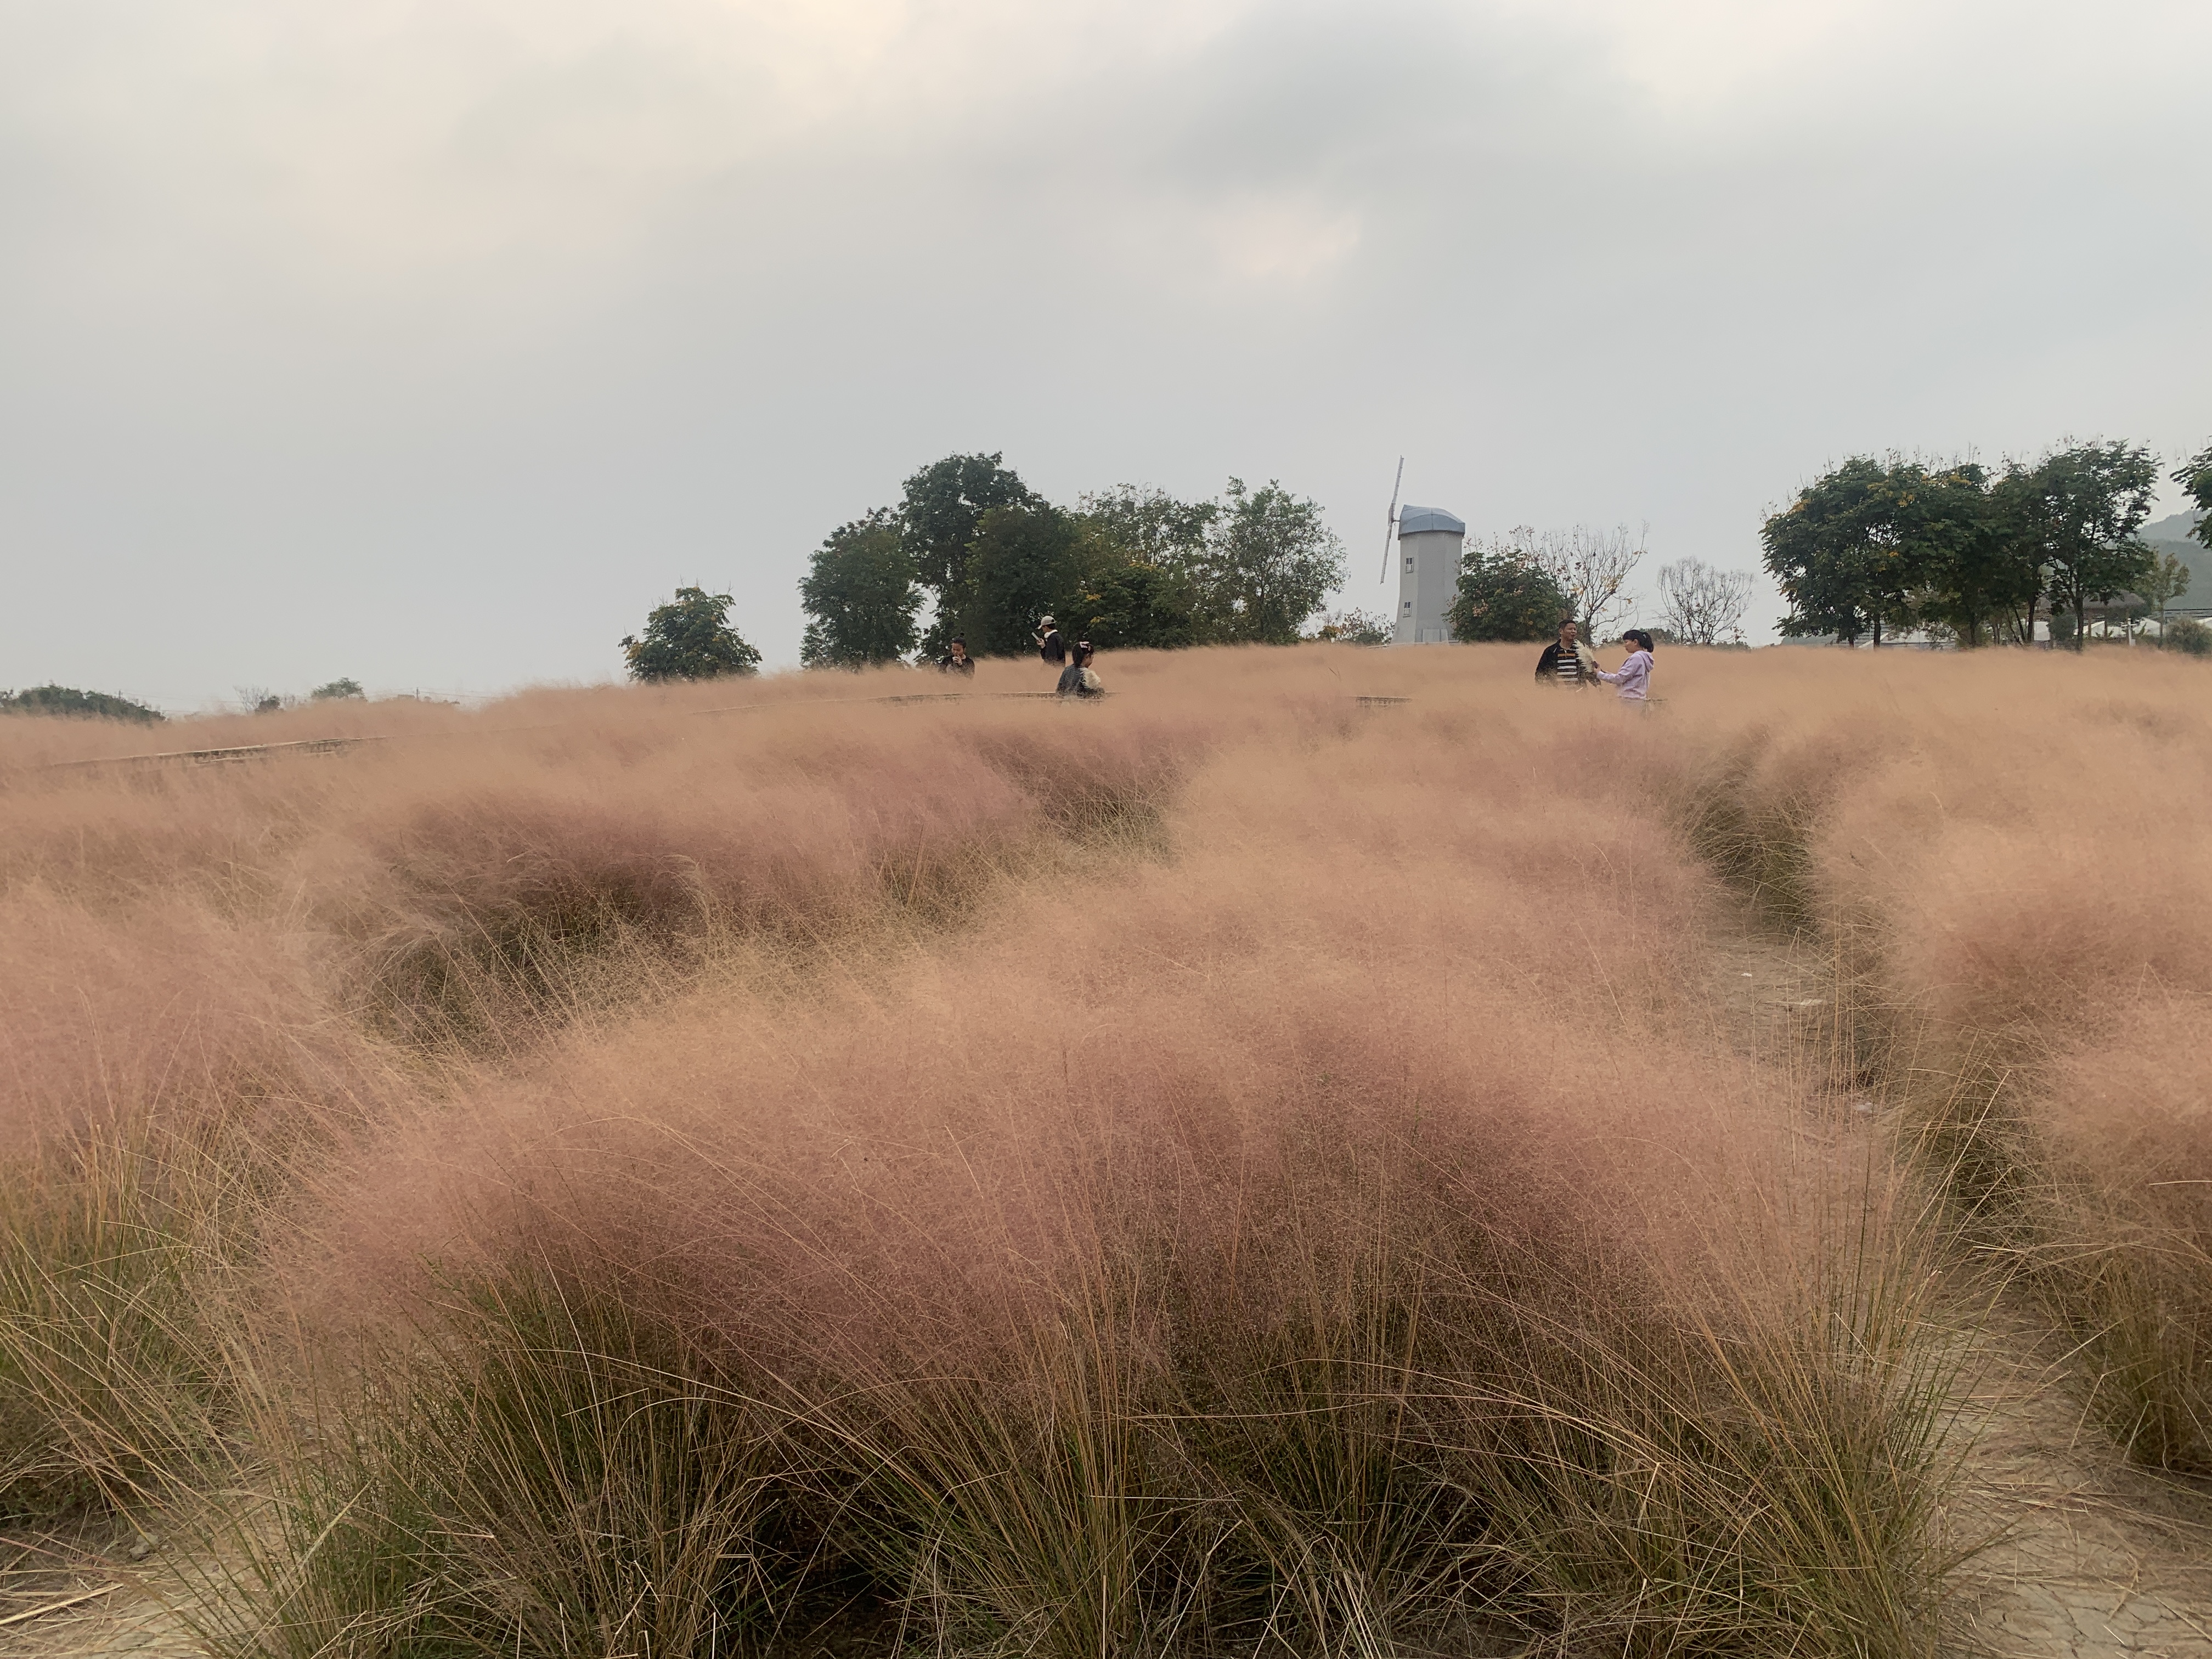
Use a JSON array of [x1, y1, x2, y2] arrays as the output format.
[[2, 0, 2207, 706]]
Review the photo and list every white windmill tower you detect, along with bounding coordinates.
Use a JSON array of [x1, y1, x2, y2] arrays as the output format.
[[1377, 460, 1464, 644]]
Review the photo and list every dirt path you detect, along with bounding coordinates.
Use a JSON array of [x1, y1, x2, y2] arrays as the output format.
[[0, 1590, 194, 1659], [0, 1535, 194, 1659], [1714, 929, 2212, 1658], [1952, 1323, 2212, 1656]]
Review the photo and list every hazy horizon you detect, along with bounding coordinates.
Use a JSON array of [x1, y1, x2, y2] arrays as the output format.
[[5, 0, 2207, 710]]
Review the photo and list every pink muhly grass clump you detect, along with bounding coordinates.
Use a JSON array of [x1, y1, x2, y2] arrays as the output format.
[[274, 690, 1945, 1652], [1722, 662, 2212, 1471], [5, 645, 1982, 1649], [0, 895, 382, 1515]]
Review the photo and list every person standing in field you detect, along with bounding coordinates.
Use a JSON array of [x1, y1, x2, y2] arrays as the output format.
[[1036, 616, 1068, 669], [938, 638, 975, 676], [1594, 630, 1655, 705], [1057, 641, 1103, 699], [1534, 619, 1597, 687]]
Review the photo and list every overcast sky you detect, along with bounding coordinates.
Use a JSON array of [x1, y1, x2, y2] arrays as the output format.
[[3, 0, 2207, 707]]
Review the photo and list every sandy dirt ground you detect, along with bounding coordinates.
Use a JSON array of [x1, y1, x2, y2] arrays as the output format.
[[1950, 1316, 2212, 1656], [0, 1533, 193, 1659]]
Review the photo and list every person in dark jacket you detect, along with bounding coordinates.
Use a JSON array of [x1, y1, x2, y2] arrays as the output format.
[[1534, 620, 1597, 687], [938, 637, 975, 676], [1056, 641, 1103, 698], [1036, 616, 1068, 667]]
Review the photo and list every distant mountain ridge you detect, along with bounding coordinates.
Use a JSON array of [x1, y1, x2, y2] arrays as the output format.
[[2145, 511, 2204, 549]]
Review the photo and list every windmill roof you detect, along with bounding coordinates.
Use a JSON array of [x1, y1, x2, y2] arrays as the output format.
[[1398, 506, 1465, 537]]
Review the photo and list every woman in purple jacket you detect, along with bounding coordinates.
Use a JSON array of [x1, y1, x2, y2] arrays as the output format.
[[1594, 630, 1655, 704]]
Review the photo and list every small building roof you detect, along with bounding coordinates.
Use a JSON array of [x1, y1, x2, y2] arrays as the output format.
[[1397, 505, 1465, 538]]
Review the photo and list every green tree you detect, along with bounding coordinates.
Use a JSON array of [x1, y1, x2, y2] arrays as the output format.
[[619, 587, 761, 682], [1759, 455, 2050, 645], [1075, 485, 1218, 569], [311, 678, 365, 700], [1886, 462, 2042, 647], [799, 509, 922, 668], [951, 503, 1086, 656], [1057, 487, 1216, 649], [1449, 546, 1571, 641], [2142, 551, 2192, 639], [2174, 443, 2212, 551], [2023, 441, 2159, 651], [1192, 479, 1345, 644], [1762, 457, 1925, 645], [899, 453, 1039, 599], [0, 685, 165, 723], [1980, 465, 2053, 644], [1064, 560, 1205, 650]]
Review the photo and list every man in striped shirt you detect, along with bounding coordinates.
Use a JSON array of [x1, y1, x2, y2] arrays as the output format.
[[1534, 620, 1596, 687]]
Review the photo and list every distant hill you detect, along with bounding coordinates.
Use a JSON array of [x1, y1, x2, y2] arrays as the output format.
[[2144, 512, 2211, 614], [2145, 511, 2204, 550]]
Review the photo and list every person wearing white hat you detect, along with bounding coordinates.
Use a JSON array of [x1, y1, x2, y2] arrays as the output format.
[[1035, 616, 1068, 668]]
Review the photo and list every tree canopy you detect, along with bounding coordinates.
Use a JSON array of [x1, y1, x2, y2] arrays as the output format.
[[1076, 485, 1217, 569], [1066, 559, 1206, 651], [812, 458, 1346, 662], [1448, 546, 1571, 642], [311, 678, 365, 701], [800, 510, 922, 668], [1760, 457, 1916, 645], [1193, 479, 1346, 645], [619, 588, 762, 682], [1762, 442, 2158, 648], [2171, 443, 2212, 552], [952, 503, 1087, 656], [2021, 441, 2159, 648], [0, 685, 165, 723], [2141, 551, 2192, 624], [899, 453, 1040, 597], [1056, 487, 1214, 650]]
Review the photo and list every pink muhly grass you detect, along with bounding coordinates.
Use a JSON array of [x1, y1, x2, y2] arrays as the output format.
[[3, 641, 2057, 1650]]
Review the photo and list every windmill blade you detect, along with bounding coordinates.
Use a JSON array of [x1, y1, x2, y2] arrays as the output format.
[[1378, 456, 1404, 583]]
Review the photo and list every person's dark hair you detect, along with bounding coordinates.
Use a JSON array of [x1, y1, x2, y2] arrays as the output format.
[[1624, 629, 1654, 652], [1076, 640, 1095, 662], [1558, 618, 1577, 633], [950, 637, 966, 648]]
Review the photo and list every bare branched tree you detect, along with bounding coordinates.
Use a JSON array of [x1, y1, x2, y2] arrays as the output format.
[[1654, 558, 1754, 645], [1478, 524, 1647, 639]]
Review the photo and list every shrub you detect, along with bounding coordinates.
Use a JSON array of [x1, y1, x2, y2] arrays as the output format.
[[2162, 616, 2211, 655], [1304, 607, 1393, 645]]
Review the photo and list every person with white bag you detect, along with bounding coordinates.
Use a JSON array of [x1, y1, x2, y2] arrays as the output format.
[[1056, 640, 1104, 699]]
